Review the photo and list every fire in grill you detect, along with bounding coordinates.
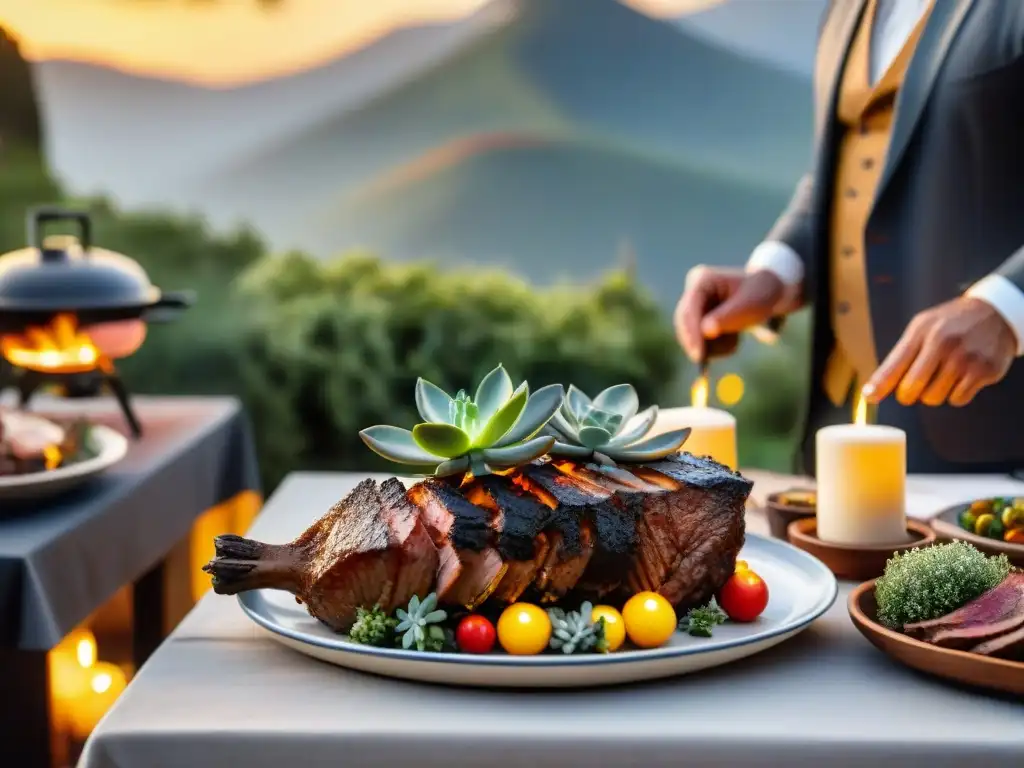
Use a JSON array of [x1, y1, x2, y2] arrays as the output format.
[[0, 208, 193, 438]]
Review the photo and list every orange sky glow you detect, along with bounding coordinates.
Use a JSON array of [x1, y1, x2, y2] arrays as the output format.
[[0, 0, 722, 86]]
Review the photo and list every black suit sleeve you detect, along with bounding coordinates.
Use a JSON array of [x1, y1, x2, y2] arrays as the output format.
[[994, 248, 1024, 296], [763, 173, 817, 291]]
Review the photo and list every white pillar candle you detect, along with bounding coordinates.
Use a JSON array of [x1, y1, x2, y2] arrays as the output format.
[[815, 399, 907, 545], [649, 407, 738, 470]]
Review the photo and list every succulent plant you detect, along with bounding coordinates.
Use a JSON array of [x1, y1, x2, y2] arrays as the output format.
[[395, 593, 448, 651], [545, 383, 691, 465], [359, 364, 564, 478], [548, 601, 606, 654]]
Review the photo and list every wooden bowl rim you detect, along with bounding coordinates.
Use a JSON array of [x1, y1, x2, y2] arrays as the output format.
[[847, 580, 1024, 674], [930, 503, 1024, 557], [788, 517, 935, 553]]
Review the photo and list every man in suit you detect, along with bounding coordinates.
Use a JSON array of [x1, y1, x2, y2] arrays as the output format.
[[674, 0, 1024, 474]]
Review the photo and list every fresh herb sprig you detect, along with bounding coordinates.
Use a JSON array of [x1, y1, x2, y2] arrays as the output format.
[[679, 599, 727, 638]]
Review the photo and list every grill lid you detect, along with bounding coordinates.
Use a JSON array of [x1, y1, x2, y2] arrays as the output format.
[[0, 207, 192, 326]]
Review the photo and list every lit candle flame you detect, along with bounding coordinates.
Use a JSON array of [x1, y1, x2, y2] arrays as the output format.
[[76, 636, 96, 669], [91, 672, 113, 695], [691, 375, 709, 409], [853, 391, 868, 426]]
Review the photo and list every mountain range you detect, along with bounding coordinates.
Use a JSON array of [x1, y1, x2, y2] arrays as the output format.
[[32, 0, 815, 310]]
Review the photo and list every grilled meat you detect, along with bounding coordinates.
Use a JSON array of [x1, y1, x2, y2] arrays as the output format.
[[204, 454, 752, 632], [904, 573, 1024, 656]]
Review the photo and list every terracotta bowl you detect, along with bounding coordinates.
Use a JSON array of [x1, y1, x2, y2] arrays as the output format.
[[764, 488, 817, 539], [787, 517, 935, 581], [849, 580, 1024, 696]]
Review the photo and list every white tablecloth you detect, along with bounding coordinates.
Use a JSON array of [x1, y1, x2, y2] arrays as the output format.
[[78, 471, 1024, 768]]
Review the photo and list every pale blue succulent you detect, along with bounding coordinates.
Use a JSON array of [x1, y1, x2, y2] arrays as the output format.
[[545, 383, 691, 465], [359, 364, 564, 478], [394, 593, 447, 651]]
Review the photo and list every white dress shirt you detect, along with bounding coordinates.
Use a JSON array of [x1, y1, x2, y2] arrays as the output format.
[[746, 0, 1024, 355]]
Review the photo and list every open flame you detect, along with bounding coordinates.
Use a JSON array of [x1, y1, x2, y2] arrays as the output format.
[[691, 374, 709, 409], [1, 313, 100, 374], [853, 391, 868, 426]]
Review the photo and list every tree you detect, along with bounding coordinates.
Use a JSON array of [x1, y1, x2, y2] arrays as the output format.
[[0, 26, 42, 148]]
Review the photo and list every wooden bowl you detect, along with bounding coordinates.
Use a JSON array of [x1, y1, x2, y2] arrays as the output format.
[[930, 503, 1024, 568], [787, 518, 935, 580], [848, 580, 1024, 696], [764, 488, 817, 539]]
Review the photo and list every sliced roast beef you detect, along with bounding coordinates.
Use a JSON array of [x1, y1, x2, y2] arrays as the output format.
[[468, 476, 552, 603], [406, 478, 505, 608], [635, 453, 751, 610], [971, 622, 1024, 659], [904, 573, 1024, 649], [377, 477, 439, 612]]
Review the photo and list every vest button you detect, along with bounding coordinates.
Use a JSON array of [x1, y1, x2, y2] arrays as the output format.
[[861, 157, 874, 169], [844, 188, 858, 198], [841, 245, 856, 257], [837, 301, 851, 315]]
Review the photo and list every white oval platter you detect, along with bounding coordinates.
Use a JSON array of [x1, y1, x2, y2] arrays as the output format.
[[0, 424, 129, 503], [237, 533, 837, 688]]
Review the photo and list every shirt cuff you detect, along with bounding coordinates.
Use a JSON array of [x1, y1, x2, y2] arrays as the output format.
[[745, 241, 805, 287], [965, 274, 1024, 357]]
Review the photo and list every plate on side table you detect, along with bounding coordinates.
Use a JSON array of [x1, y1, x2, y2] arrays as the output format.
[[237, 533, 838, 689], [0, 424, 128, 504]]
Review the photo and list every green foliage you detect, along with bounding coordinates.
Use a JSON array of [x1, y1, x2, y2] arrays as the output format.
[[0, 146, 807, 490], [0, 27, 42, 148], [234, 253, 681, 487], [874, 542, 1012, 629]]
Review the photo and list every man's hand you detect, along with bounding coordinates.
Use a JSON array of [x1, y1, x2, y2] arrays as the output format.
[[863, 297, 1017, 407], [673, 266, 796, 362]]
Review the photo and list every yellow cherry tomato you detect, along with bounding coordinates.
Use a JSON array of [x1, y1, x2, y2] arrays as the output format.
[[497, 603, 551, 655], [735, 559, 750, 572], [590, 605, 626, 652], [621, 591, 677, 649]]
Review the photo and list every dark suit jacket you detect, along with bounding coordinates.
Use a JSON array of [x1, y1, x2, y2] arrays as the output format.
[[769, 0, 1024, 473]]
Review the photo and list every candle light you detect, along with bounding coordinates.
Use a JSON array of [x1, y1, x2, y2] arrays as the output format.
[[815, 393, 907, 545], [648, 375, 738, 469], [47, 628, 97, 733], [68, 662, 127, 741]]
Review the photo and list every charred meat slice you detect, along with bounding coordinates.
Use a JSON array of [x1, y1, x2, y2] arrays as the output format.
[[407, 478, 504, 608], [469, 475, 552, 603], [202, 479, 401, 632], [378, 477, 439, 612], [633, 453, 751, 610]]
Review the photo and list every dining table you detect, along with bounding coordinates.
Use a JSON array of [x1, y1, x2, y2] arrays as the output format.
[[78, 469, 1024, 768]]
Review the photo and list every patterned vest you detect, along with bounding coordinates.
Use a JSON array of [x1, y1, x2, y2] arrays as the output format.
[[822, 0, 934, 406]]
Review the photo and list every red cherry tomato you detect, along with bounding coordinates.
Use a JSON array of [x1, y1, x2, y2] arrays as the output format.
[[717, 569, 769, 622], [455, 615, 496, 654]]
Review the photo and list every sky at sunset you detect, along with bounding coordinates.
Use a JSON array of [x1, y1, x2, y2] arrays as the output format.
[[0, 0, 722, 85]]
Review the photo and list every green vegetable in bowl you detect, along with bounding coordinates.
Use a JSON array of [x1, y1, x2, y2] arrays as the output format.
[[875, 542, 1012, 629]]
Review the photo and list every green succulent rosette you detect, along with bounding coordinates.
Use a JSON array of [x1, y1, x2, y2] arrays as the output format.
[[359, 364, 564, 478], [545, 383, 691, 465]]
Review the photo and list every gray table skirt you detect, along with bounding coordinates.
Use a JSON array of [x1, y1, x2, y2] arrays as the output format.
[[0, 396, 261, 650], [79, 472, 1024, 768]]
